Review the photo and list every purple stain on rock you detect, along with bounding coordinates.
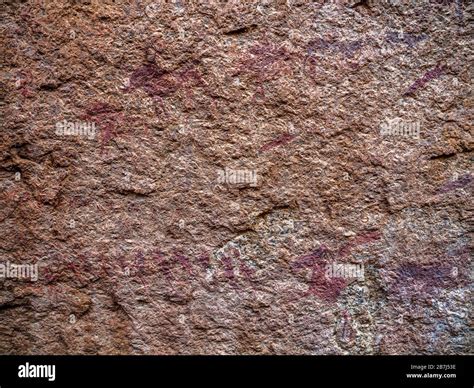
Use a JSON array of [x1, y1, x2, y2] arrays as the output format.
[[221, 254, 236, 283], [128, 63, 166, 91], [291, 245, 347, 302], [216, 248, 255, 291], [307, 38, 333, 55], [437, 174, 473, 194], [174, 251, 193, 275], [404, 64, 446, 96], [128, 61, 203, 98], [388, 263, 465, 298], [195, 251, 211, 270], [235, 40, 291, 85], [397, 264, 453, 287], [385, 31, 428, 48], [135, 67, 177, 97], [153, 250, 176, 283]]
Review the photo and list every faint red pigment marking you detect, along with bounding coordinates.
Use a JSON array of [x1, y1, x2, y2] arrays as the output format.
[[68, 254, 95, 284], [291, 232, 380, 301], [44, 252, 118, 287], [67, 261, 80, 278], [128, 63, 174, 97], [337, 231, 381, 259], [259, 133, 296, 153], [82, 254, 95, 278], [235, 40, 291, 82], [196, 251, 211, 270], [20, 87, 34, 98], [221, 254, 236, 283], [173, 251, 194, 275], [127, 61, 204, 100], [15, 70, 34, 98], [234, 249, 255, 283], [37, 248, 256, 296], [1, 185, 19, 203], [219, 248, 255, 291], [403, 64, 446, 96], [82, 102, 128, 154], [43, 267, 58, 284], [101, 256, 114, 278], [291, 245, 347, 302], [234, 39, 293, 99], [251, 85, 266, 103], [152, 250, 176, 285], [436, 174, 473, 194]]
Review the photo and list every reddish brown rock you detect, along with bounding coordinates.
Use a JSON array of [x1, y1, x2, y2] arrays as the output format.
[[0, 0, 471, 355]]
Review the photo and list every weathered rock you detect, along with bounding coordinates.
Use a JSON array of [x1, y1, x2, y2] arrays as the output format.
[[0, 0, 472, 355]]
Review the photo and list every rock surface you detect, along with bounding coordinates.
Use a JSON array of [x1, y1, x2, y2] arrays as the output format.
[[0, 0, 472, 355]]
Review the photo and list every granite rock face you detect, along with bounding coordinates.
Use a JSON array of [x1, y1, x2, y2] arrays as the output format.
[[0, 0, 472, 355]]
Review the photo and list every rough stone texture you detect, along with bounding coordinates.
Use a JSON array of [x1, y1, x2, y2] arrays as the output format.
[[0, 0, 472, 355]]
